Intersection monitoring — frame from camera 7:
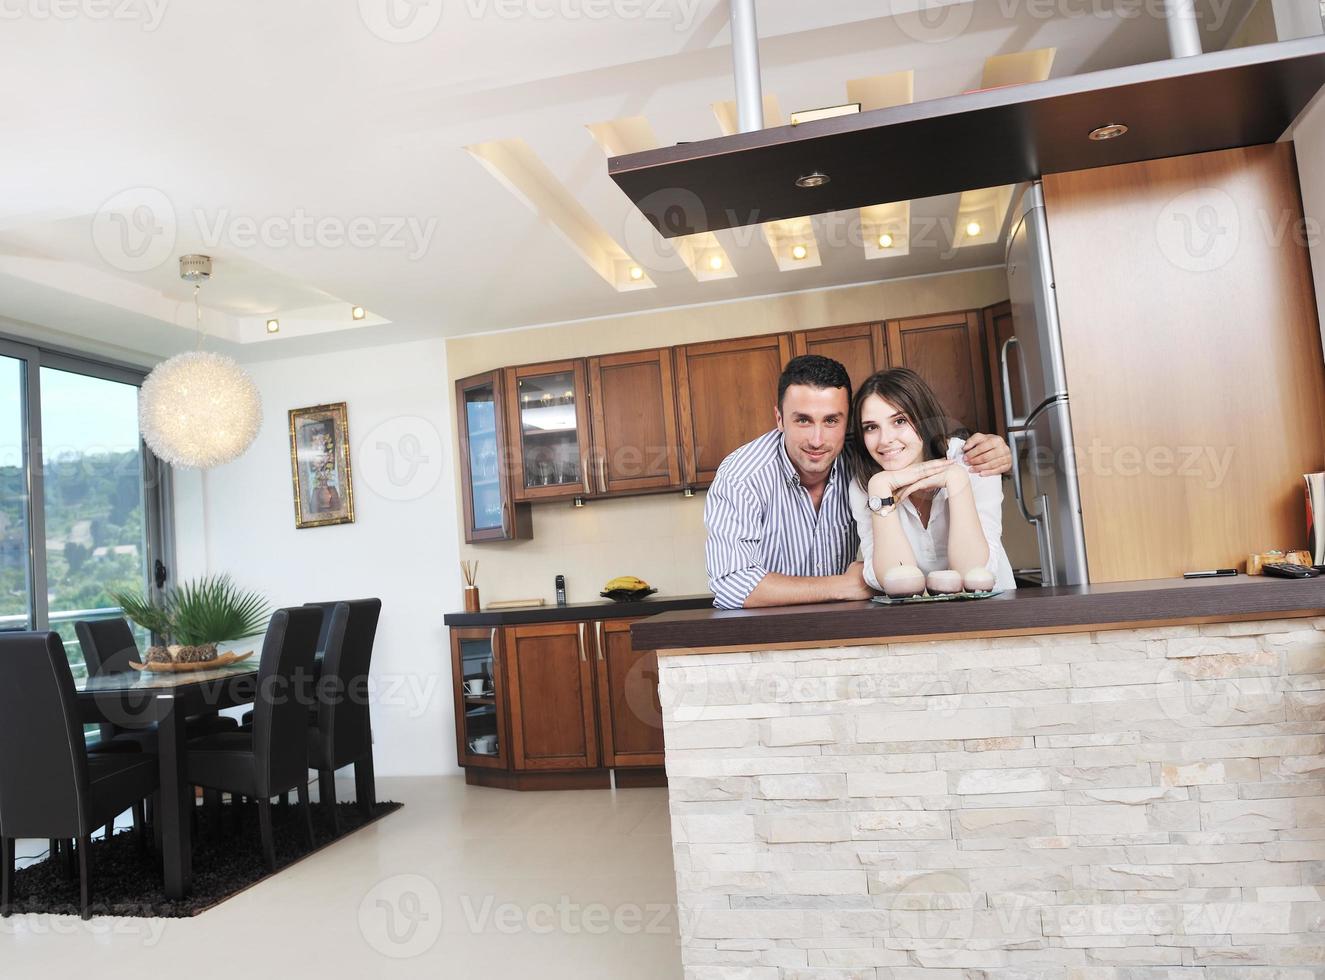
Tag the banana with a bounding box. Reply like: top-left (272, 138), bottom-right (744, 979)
top-left (604, 575), bottom-right (650, 591)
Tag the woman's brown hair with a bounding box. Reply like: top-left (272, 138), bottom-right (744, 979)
top-left (847, 367), bottom-right (954, 491)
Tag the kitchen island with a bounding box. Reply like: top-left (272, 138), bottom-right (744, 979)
top-left (631, 576), bottom-right (1325, 976)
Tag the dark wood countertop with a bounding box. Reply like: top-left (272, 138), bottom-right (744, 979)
top-left (444, 593), bottom-right (713, 627)
top-left (629, 575), bottom-right (1325, 652)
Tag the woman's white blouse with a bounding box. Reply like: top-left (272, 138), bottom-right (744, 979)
top-left (849, 437), bottom-right (1017, 592)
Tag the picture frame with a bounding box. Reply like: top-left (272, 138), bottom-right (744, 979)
top-left (288, 402), bottom-right (355, 529)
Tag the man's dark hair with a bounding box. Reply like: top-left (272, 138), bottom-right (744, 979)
top-left (777, 354), bottom-right (852, 410)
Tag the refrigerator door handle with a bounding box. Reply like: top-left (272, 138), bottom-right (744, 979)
top-left (1000, 336), bottom-right (1027, 430)
top-left (1006, 427), bottom-right (1043, 524)
top-left (1032, 492), bottom-right (1057, 585)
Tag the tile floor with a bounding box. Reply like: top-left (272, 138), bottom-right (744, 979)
top-left (2, 776), bottom-right (682, 979)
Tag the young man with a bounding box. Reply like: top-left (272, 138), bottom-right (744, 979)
top-left (705, 355), bottom-right (1012, 609)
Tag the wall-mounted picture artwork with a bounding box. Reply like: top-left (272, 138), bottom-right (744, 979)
top-left (288, 402), bottom-right (354, 528)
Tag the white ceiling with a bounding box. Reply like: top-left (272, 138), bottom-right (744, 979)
top-left (0, 0), bottom-right (1257, 363)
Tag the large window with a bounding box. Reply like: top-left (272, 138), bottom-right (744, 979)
top-left (0, 338), bottom-right (167, 675)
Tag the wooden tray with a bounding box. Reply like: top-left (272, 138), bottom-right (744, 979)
top-left (870, 590), bottom-right (1003, 606)
top-left (128, 650), bottom-right (254, 672)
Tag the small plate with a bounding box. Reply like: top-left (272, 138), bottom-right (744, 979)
top-left (871, 589), bottom-right (1003, 605)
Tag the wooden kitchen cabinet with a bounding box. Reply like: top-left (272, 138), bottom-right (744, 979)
top-left (981, 300), bottom-right (1019, 436)
top-left (791, 322), bottom-right (886, 395)
top-left (503, 622), bottom-right (599, 771)
top-left (505, 360), bottom-right (594, 501)
top-left (885, 311), bottom-right (992, 434)
top-left (450, 626), bottom-right (511, 770)
top-left (675, 333), bottom-right (793, 485)
top-left (587, 348), bottom-right (683, 494)
top-left (592, 618), bottom-right (664, 767)
top-left (456, 371), bottom-right (532, 543)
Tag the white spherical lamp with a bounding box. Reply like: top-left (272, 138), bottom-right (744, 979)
top-left (139, 350), bottom-right (262, 469)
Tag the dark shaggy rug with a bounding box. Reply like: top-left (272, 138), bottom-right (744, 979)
top-left (4, 800), bottom-right (402, 918)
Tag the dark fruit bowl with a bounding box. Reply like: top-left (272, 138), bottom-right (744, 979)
top-left (599, 588), bottom-right (658, 602)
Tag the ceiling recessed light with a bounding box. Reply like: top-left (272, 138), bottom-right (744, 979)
top-left (265, 318), bottom-right (280, 334)
top-left (791, 244), bottom-right (808, 260)
top-left (1088, 123), bottom-right (1128, 141)
top-left (708, 255), bottom-right (724, 271)
top-left (628, 265), bottom-right (644, 281)
top-left (794, 172), bottom-right (830, 189)
top-left (965, 220), bottom-right (982, 237)
top-left (351, 305), bottom-right (366, 320)
top-left (877, 232), bottom-right (894, 249)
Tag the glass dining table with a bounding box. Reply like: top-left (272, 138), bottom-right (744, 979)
top-left (75, 661), bottom-right (260, 899)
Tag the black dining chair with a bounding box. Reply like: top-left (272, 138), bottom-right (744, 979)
top-left (184, 606), bottom-right (321, 871)
top-left (75, 618), bottom-right (241, 751)
top-left (0, 632), bottom-right (159, 920)
top-left (307, 598), bottom-right (382, 834)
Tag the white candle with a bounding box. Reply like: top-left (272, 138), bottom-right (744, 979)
top-left (963, 567), bottom-right (996, 593)
top-left (927, 569), bottom-right (963, 595)
top-left (883, 564), bottom-right (926, 598)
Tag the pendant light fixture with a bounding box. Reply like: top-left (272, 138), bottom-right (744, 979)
top-left (138, 255), bottom-right (263, 469)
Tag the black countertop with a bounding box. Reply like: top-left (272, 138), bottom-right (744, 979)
top-left (444, 593), bottom-right (714, 627)
top-left (630, 575), bottom-right (1325, 651)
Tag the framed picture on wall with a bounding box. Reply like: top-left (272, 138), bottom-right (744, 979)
top-left (288, 402), bottom-right (355, 529)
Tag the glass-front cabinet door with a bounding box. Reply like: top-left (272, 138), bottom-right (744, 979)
top-left (505, 360), bottom-right (593, 501)
top-left (456, 371), bottom-right (530, 543)
top-left (451, 627), bottom-right (509, 770)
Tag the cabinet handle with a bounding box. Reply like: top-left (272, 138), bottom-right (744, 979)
top-left (597, 456), bottom-right (607, 493)
top-left (594, 621), bottom-right (604, 661)
top-left (499, 500), bottom-right (509, 537)
top-left (576, 622), bottom-right (587, 662)
top-left (489, 628), bottom-right (498, 663)
top-left (581, 456), bottom-right (591, 495)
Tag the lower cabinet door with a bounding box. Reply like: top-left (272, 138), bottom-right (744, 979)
top-left (451, 626), bottom-right (510, 770)
top-left (593, 619), bottom-right (665, 767)
top-left (505, 622), bottom-right (600, 770)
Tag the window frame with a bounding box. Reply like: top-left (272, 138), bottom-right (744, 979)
top-left (0, 332), bottom-right (171, 631)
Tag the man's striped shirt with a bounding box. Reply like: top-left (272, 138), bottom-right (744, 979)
top-left (704, 430), bottom-right (857, 609)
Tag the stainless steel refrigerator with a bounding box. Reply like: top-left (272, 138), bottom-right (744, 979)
top-left (1001, 182), bottom-right (1090, 586)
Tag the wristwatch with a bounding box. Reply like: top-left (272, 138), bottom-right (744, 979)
top-left (867, 494), bottom-right (896, 516)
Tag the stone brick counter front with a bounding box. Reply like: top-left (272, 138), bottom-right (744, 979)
top-left (657, 617), bottom-right (1325, 978)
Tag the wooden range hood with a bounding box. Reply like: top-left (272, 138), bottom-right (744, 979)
top-left (608, 37), bottom-right (1325, 238)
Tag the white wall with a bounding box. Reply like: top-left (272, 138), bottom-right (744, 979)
top-left (173, 337), bottom-right (465, 776)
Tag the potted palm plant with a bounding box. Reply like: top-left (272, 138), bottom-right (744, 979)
top-left (111, 574), bottom-right (271, 664)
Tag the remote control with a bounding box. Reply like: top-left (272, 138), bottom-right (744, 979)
top-left (1262, 562), bottom-right (1320, 579)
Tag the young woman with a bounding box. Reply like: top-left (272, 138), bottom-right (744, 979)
top-left (848, 368), bottom-right (1015, 592)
